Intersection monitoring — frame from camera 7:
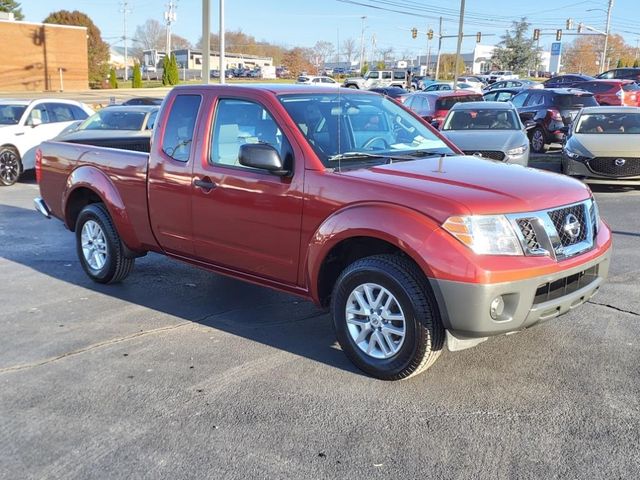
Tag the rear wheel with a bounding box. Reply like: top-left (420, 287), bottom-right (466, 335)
top-left (75, 203), bottom-right (135, 284)
top-left (331, 254), bottom-right (444, 380)
top-left (0, 146), bottom-right (22, 186)
top-left (530, 127), bottom-right (546, 153)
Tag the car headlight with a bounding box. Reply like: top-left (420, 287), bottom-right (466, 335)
top-left (563, 146), bottom-right (586, 160)
top-left (442, 215), bottom-right (523, 255)
top-left (506, 144), bottom-right (528, 156)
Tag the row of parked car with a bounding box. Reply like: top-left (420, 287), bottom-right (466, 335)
top-left (0, 97), bottom-right (161, 186)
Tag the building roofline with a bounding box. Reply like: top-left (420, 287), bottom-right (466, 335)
top-left (0, 19), bottom-right (88, 31)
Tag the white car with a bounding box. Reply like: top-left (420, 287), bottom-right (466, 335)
top-left (295, 75), bottom-right (341, 88)
top-left (0, 99), bottom-right (94, 185)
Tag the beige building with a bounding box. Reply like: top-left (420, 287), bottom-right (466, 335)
top-left (0, 19), bottom-right (88, 92)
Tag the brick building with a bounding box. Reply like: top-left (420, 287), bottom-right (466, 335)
top-left (0, 19), bottom-right (89, 92)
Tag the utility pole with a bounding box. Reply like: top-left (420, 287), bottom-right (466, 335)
top-left (120, 1), bottom-right (131, 81)
top-left (359, 16), bottom-right (366, 73)
top-left (434, 17), bottom-right (443, 80)
top-left (600, 0), bottom-right (614, 74)
top-left (164, 0), bottom-right (178, 59)
top-left (202, 0), bottom-right (210, 83)
top-left (453, 0), bottom-right (465, 90)
top-left (219, 0), bottom-right (225, 84)
top-left (371, 33), bottom-right (376, 66)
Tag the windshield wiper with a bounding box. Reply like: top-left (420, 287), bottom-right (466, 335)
top-left (328, 152), bottom-right (389, 162)
top-left (404, 149), bottom-right (456, 157)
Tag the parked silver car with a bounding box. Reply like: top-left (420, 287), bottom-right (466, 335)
top-left (440, 102), bottom-right (531, 166)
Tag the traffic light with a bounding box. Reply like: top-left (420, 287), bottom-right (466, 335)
top-left (566, 18), bottom-right (573, 30)
top-left (411, 27), bottom-right (417, 39)
top-left (427, 29), bottom-right (434, 40)
top-left (556, 29), bottom-right (562, 41)
top-left (476, 32), bottom-right (481, 43)
top-left (533, 29), bottom-right (540, 41)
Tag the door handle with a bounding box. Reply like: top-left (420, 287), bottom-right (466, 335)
top-left (15, 132), bottom-right (24, 136)
top-left (193, 177), bottom-right (216, 191)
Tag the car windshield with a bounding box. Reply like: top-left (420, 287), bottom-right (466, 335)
top-left (442, 109), bottom-right (519, 130)
top-left (575, 112), bottom-right (640, 134)
top-left (279, 93), bottom-right (453, 168)
top-left (0, 104), bottom-right (26, 125)
top-left (79, 110), bottom-right (147, 131)
top-left (552, 94), bottom-right (598, 108)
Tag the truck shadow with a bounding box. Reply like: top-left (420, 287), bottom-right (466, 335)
top-left (0, 203), bottom-right (362, 376)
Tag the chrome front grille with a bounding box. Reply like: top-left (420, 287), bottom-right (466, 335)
top-left (508, 199), bottom-right (597, 261)
top-left (463, 150), bottom-right (506, 161)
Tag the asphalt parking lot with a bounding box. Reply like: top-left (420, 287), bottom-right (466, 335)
top-left (1, 169), bottom-right (639, 479)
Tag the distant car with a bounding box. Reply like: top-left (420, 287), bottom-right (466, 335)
top-left (487, 70), bottom-right (518, 83)
top-left (423, 82), bottom-right (453, 92)
top-left (482, 88), bottom-right (523, 102)
top-left (571, 79), bottom-right (640, 106)
top-left (543, 74), bottom-right (594, 89)
top-left (411, 75), bottom-right (435, 90)
top-left (55, 105), bottom-right (159, 153)
top-left (0, 99), bottom-right (93, 186)
top-left (440, 102), bottom-right (530, 166)
top-left (511, 88), bottom-right (599, 153)
top-left (368, 86), bottom-right (411, 103)
top-left (296, 75), bottom-right (341, 87)
top-left (457, 76), bottom-right (486, 90)
top-left (122, 97), bottom-right (163, 106)
top-left (403, 90), bottom-right (484, 128)
top-left (562, 106), bottom-right (640, 184)
top-left (596, 67), bottom-right (640, 82)
top-left (484, 80), bottom-right (541, 92)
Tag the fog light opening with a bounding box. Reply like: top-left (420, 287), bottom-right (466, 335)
top-left (490, 296), bottom-right (505, 320)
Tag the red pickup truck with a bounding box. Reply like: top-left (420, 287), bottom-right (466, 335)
top-left (35, 85), bottom-right (612, 380)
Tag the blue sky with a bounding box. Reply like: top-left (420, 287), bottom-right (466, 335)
top-left (23, 0), bottom-right (640, 58)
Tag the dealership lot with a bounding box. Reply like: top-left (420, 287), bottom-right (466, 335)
top-left (1, 173), bottom-right (639, 479)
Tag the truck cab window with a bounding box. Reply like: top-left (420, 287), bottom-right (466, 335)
top-left (210, 99), bottom-right (286, 169)
top-left (162, 95), bottom-right (201, 162)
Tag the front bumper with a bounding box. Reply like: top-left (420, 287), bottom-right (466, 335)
top-left (429, 244), bottom-right (611, 342)
top-left (563, 156), bottom-right (640, 184)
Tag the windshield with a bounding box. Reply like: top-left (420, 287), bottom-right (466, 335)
top-left (79, 110), bottom-right (148, 131)
top-left (0, 105), bottom-right (26, 125)
top-left (575, 112), bottom-right (640, 134)
top-left (435, 95), bottom-right (481, 110)
top-left (443, 109), bottom-right (519, 130)
top-left (552, 94), bottom-right (597, 108)
top-left (279, 93), bottom-right (453, 167)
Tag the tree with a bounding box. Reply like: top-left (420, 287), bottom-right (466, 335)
top-left (133, 19), bottom-right (165, 51)
top-left (562, 34), bottom-right (632, 75)
top-left (342, 38), bottom-right (357, 63)
top-left (379, 46), bottom-right (394, 66)
top-left (132, 62), bottom-right (142, 88)
top-left (43, 10), bottom-right (110, 88)
top-left (617, 58), bottom-right (624, 68)
top-left (491, 18), bottom-right (539, 74)
top-left (108, 67), bottom-right (118, 89)
top-left (313, 41), bottom-right (335, 68)
top-left (634, 59), bottom-right (639, 68)
top-left (198, 30), bottom-right (287, 66)
top-left (161, 53), bottom-right (179, 86)
top-left (439, 54), bottom-right (465, 79)
top-left (0, 0), bottom-right (24, 20)
top-left (281, 48), bottom-right (315, 76)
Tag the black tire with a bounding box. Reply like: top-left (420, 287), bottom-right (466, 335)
top-left (0, 146), bottom-right (22, 186)
top-left (75, 203), bottom-right (135, 284)
top-left (331, 254), bottom-right (444, 380)
top-left (530, 127), bottom-right (546, 154)
top-left (347, 84), bottom-right (359, 89)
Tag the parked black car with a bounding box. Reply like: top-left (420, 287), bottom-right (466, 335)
top-left (543, 74), bottom-right (594, 89)
top-left (121, 97), bottom-right (163, 106)
top-left (510, 88), bottom-right (599, 153)
top-left (596, 67), bottom-right (640, 82)
top-left (482, 88), bottom-right (523, 102)
top-left (368, 86), bottom-right (410, 102)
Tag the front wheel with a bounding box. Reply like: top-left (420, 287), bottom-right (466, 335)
top-left (331, 255), bottom-right (444, 380)
top-left (0, 146), bottom-right (22, 186)
top-left (75, 203), bottom-right (135, 284)
top-left (530, 127), bottom-right (546, 153)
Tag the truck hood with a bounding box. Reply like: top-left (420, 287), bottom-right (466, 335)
top-left (572, 133), bottom-right (640, 156)
top-left (441, 130), bottom-right (527, 152)
top-left (338, 155), bottom-right (590, 222)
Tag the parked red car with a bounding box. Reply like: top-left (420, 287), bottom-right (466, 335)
top-left (572, 79), bottom-right (640, 106)
top-left (403, 90), bottom-right (483, 128)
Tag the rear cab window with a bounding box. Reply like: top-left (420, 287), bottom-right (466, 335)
top-left (161, 94), bottom-right (201, 162)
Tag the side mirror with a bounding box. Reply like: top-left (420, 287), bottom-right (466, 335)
top-left (239, 143), bottom-right (289, 176)
top-left (558, 125), bottom-right (570, 134)
top-left (29, 117), bottom-right (42, 127)
top-left (523, 120), bottom-right (536, 130)
top-left (429, 119), bottom-right (440, 129)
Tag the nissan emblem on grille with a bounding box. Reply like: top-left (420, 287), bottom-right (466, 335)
top-left (615, 158), bottom-right (626, 167)
top-left (563, 213), bottom-right (581, 240)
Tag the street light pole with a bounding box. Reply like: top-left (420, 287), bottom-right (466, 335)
top-left (601, 0), bottom-right (614, 74)
top-left (359, 16), bottom-right (366, 73)
top-left (453, 0), bottom-right (465, 90)
top-left (202, 0), bottom-right (210, 84)
top-left (219, 0), bottom-right (225, 84)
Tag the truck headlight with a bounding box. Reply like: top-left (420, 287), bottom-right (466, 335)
top-left (506, 144), bottom-right (527, 156)
top-left (442, 215), bottom-right (523, 255)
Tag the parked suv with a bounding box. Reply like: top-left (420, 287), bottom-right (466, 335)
top-left (596, 68), bottom-right (640, 82)
top-left (343, 69), bottom-right (408, 89)
top-left (543, 74), bottom-right (593, 89)
top-left (572, 79), bottom-right (640, 106)
top-left (510, 88), bottom-right (598, 153)
top-left (404, 90), bottom-right (483, 128)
